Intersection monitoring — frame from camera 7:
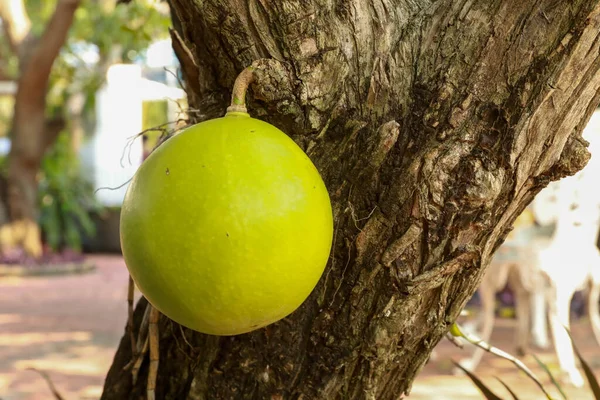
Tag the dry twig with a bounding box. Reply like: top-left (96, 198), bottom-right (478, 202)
top-left (26, 368), bottom-right (65, 400)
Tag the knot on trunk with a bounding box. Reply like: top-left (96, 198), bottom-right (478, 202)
top-left (550, 135), bottom-right (591, 179)
top-left (460, 159), bottom-right (506, 209)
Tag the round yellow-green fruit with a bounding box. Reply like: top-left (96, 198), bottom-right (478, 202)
top-left (120, 111), bottom-right (333, 336)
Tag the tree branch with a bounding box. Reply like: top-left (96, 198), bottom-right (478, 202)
top-left (0, 0), bottom-right (31, 54)
top-left (42, 117), bottom-right (65, 152)
top-left (16, 0), bottom-right (80, 111)
top-left (169, 28), bottom-right (200, 98)
top-left (0, 65), bottom-right (13, 81)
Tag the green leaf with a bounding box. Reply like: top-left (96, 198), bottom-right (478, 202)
top-left (452, 361), bottom-right (503, 400)
top-left (38, 130), bottom-right (103, 251)
top-left (64, 218), bottom-right (82, 251)
top-left (495, 377), bottom-right (520, 400)
top-left (449, 322), bottom-right (463, 337)
top-left (39, 198), bottom-right (62, 251)
top-left (72, 203), bottom-right (96, 237)
top-left (532, 354), bottom-right (568, 400)
top-left (566, 329), bottom-right (600, 399)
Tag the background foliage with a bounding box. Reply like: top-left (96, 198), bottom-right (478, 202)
top-left (0, 0), bottom-right (171, 251)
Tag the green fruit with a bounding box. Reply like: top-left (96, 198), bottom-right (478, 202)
top-left (120, 111), bottom-right (333, 336)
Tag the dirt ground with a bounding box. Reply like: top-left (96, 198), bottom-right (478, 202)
top-left (1, 254), bottom-right (600, 399)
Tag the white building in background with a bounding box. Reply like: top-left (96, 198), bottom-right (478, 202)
top-left (0, 40), bottom-right (185, 208)
top-left (81, 39), bottom-right (186, 207)
top-left (86, 64), bottom-right (143, 207)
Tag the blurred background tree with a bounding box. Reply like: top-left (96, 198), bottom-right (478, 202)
top-left (0, 0), bottom-right (170, 261)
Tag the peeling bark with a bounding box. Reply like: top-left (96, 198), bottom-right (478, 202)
top-left (103, 1), bottom-right (600, 399)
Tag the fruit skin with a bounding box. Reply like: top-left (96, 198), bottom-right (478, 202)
top-left (120, 112), bottom-right (333, 336)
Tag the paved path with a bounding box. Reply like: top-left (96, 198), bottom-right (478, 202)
top-left (1, 254), bottom-right (600, 399)
top-left (0, 255), bottom-right (135, 400)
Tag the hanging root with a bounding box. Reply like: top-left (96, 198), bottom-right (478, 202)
top-left (123, 300), bottom-right (151, 385)
top-left (127, 275), bottom-right (137, 353)
top-left (147, 306), bottom-right (160, 400)
top-left (132, 337), bottom-right (149, 384)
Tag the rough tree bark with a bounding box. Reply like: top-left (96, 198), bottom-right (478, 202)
top-left (103, 1), bottom-right (600, 399)
top-left (0, 0), bottom-right (80, 256)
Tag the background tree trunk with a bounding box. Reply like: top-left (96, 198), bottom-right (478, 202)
top-left (103, 1), bottom-right (600, 399)
top-left (0, 0), bottom-right (80, 256)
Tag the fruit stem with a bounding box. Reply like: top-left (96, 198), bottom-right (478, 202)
top-left (226, 66), bottom-right (255, 114)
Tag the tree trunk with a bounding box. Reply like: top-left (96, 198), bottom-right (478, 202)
top-left (0, 0), bottom-right (80, 256)
top-left (103, 1), bottom-right (600, 399)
